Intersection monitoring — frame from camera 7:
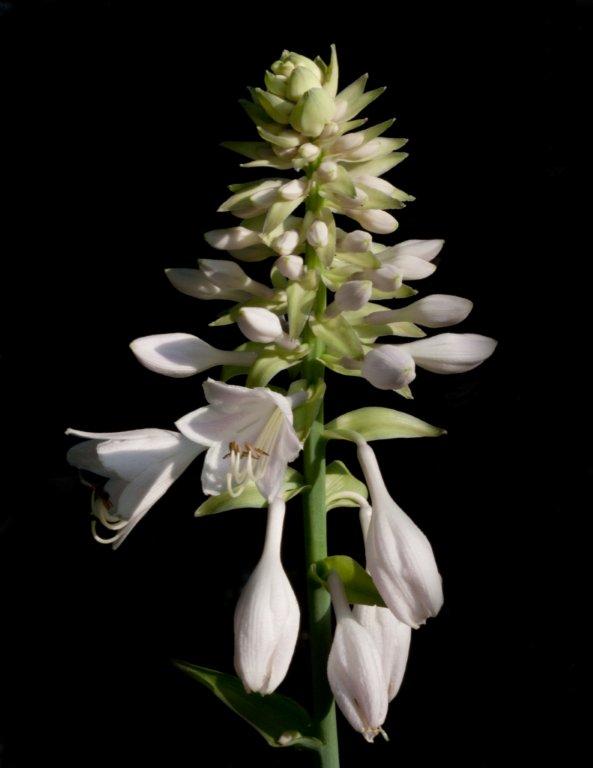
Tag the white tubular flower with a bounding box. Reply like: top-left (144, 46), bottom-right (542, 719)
top-left (326, 280), bottom-right (373, 318)
top-left (176, 378), bottom-right (302, 501)
top-left (400, 333), bottom-right (497, 374)
top-left (327, 572), bottom-right (388, 743)
top-left (130, 333), bottom-right (256, 378)
top-left (165, 268), bottom-right (250, 302)
top-left (274, 254), bottom-right (305, 280)
top-left (198, 259), bottom-right (275, 300)
top-left (357, 440), bottom-right (444, 628)
top-left (234, 497), bottom-right (300, 694)
top-left (365, 295), bottom-right (473, 328)
top-left (278, 178), bottom-right (309, 201)
top-left (66, 428), bottom-right (203, 549)
top-left (337, 229), bottom-right (372, 253)
top-left (361, 346), bottom-right (416, 391)
top-left (204, 226), bottom-right (262, 251)
top-left (273, 229), bottom-right (301, 256)
top-left (353, 505), bottom-right (412, 703)
top-left (237, 307), bottom-right (298, 349)
top-left (345, 209), bottom-right (398, 234)
top-left (307, 220), bottom-right (329, 248)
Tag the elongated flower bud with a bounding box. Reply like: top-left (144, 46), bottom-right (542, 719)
top-left (357, 441), bottom-right (444, 628)
top-left (346, 209), bottom-right (398, 234)
top-left (198, 259), bottom-right (275, 299)
top-left (130, 333), bottom-right (256, 378)
top-left (307, 220), bottom-right (329, 248)
top-left (273, 229), bottom-right (300, 256)
top-left (401, 333), bottom-right (497, 374)
top-left (165, 268), bottom-right (250, 302)
top-left (327, 572), bottom-right (388, 742)
top-left (274, 254), bottom-right (305, 280)
top-left (237, 307), bottom-right (284, 344)
top-left (279, 178), bottom-right (308, 200)
top-left (205, 226), bottom-right (262, 251)
top-left (365, 294), bottom-right (473, 328)
top-left (337, 229), bottom-right (372, 253)
top-left (234, 497), bottom-right (300, 694)
top-left (326, 280), bottom-right (373, 318)
top-left (361, 345), bottom-right (416, 390)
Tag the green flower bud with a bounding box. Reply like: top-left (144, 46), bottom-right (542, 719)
top-left (281, 50), bottom-right (323, 81)
top-left (264, 70), bottom-right (287, 99)
top-left (290, 87), bottom-right (335, 138)
top-left (271, 58), bottom-right (295, 77)
top-left (286, 66), bottom-right (322, 102)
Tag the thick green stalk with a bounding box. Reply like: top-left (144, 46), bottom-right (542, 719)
top-left (303, 244), bottom-right (340, 768)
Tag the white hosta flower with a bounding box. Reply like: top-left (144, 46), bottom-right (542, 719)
top-left (273, 229), bottom-right (301, 256)
top-left (326, 280), bottom-right (373, 318)
top-left (165, 268), bottom-right (251, 302)
top-left (337, 229), bottom-right (372, 253)
top-left (237, 307), bottom-right (298, 349)
top-left (376, 238), bottom-right (444, 279)
top-left (130, 333), bottom-right (256, 378)
top-left (353, 505), bottom-right (412, 702)
top-left (365, 294), bottom-right (473, 328)
top-left (327, 572), bottom-right (388, 743)
top-left (66, 428), bottom-right (203, 548)
top-left (176, 378), bottom-right (302, 500)
top-left (274, 254), bottom-right (305, 280)
top-left (205, 226), bottom-right (262, 251)
top-left (345, 209), bottom-right (398, 234)
top-left (307, 220), bottom-right (329, 248)
top-left (357, 440), bottom-right (443, 628)
top-left (361, 345), bottom-right (416, 390)
top-left (234, 497), bottom-right (300, 694)
top-left (198, 259), bottom-right (275, 300)
top-left (400, 333), bottom-right (497, 374)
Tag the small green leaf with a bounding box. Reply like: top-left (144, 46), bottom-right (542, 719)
top-left (310, 315), bottom-right (364, 359)
top-left (325, 406), bottom-right (445, 441)
top-left (311, 555), bottom-right (385, 607)
top-left (318, 354), bottom-right (364, 377)
top-left (325, 460), bottom-right (368, 510)
top-left (286, 281), bottom-right (316, 338)
top-left (195, 469), bottom-right (305, 517)
top-left (175, 663), bottom-right (322, 751)
top-left (246, 346), bottom-right (308, 387)
top-left (263, 199), bottom-right (304, 236)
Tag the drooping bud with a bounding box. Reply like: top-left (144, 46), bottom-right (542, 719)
top-left (234, 497), bottom-right (300, 694)
top-left (327, 572), bottom-right (388, 743)
top-left (400, 333), bottom-right (497, 374)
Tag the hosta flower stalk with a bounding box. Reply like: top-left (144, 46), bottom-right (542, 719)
top-left (65, 44), bottom-right (496, 768)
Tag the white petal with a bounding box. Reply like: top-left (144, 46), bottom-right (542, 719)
top-left (96, 430), bottom-right (183, 481)
top-left (237, 307), bottom-right (283, 344)
top-left (274, 254), bottom-right (305, 280)
top-left (346, 209), bottom-right (398, 235)
top-left (204, 227), bottom-right (261, 250)
top-left (337, 229), bottom-right (372, 253)
top-left (387, 238), bottom-right (444, 262)
top-left (198, 259), bottom-right (250, 290)
top-left (403, 333), bottom-right (497, 374)
top-left (366, 294), bottom-right (473, 328)
top-left (130, 333), bottom-right (222, 378)
top-left (380, 253), bottom-right (436, 280)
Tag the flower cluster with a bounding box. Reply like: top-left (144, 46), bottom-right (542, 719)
top-left (66, 46), bottom-right (496, 746)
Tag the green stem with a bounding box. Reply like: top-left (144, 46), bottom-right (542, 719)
top-left (303, 245), bottom-right (340, 768)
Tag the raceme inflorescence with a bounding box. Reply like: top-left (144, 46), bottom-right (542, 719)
top-left (66, 46), bottom-right (496, 765)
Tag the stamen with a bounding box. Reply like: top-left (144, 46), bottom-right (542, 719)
top-left (91, 520), bottom-right (125, 545)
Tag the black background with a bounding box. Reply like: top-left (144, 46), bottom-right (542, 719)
top-left (0, 2), bottom-right (574, 767)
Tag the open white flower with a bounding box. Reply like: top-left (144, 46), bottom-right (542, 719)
top-left (234, 497), bottom-right (300, 694)
top-left (357, 440), bottom-right (443, 628)
top-left (176, 378), bottom-right (302, 501)
top-left (327, 572), bottom-right (388, 742)
top-left (130, 332), bottom-right (256, 378)
top-left (66, 428), bottom-right (204, 548)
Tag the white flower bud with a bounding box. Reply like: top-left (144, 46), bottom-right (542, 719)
top-left (332, 99), bottom-right (349, 122)
top-left (317, 160), bottom-right (339, 182)
top-left (327, 573), bottom-right (388, 743)
top-left (205, 227), bottom-right (261, 251)
top-left (320, 121), bottom-right (340, 139)
top-left (298, 142), bottom-right (321, 161)
top-left (271, 59), bottom-right (295, 77)
top-left (286, 66), bottom-right (322, 101)
top-left (357, 441), bottom-right (444, 628)
top-left (307, 220), bottom-right (329, 248)
top-left (326, 280), bottom-right (373, 318)
top-left (346, 209), bottom-right (398, 234)
top-left (237, 307), bottom-right (284, 344)
top-left (337, 229), bottom-right (372, 253)
top-left (278, 178), bottom-right (308, 200)
top-left (165, 268), bottom-right (248, 301)
top-left (361, 345), bottom-right (416, 390)
top-left (273, 229), bottom-right (300, 257)
top-left (234, 498), bottom-right (300, 694)
top-left (401, 333), bottom-right (497, 374)
top-left (365, 294), bottom-right (474, 328)
top-left (329, 132), bottom-right (365, 153)
top-left (274, 254), bottom-right (305, 281)
top-left (355, 264), bottom-right (402, 292)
